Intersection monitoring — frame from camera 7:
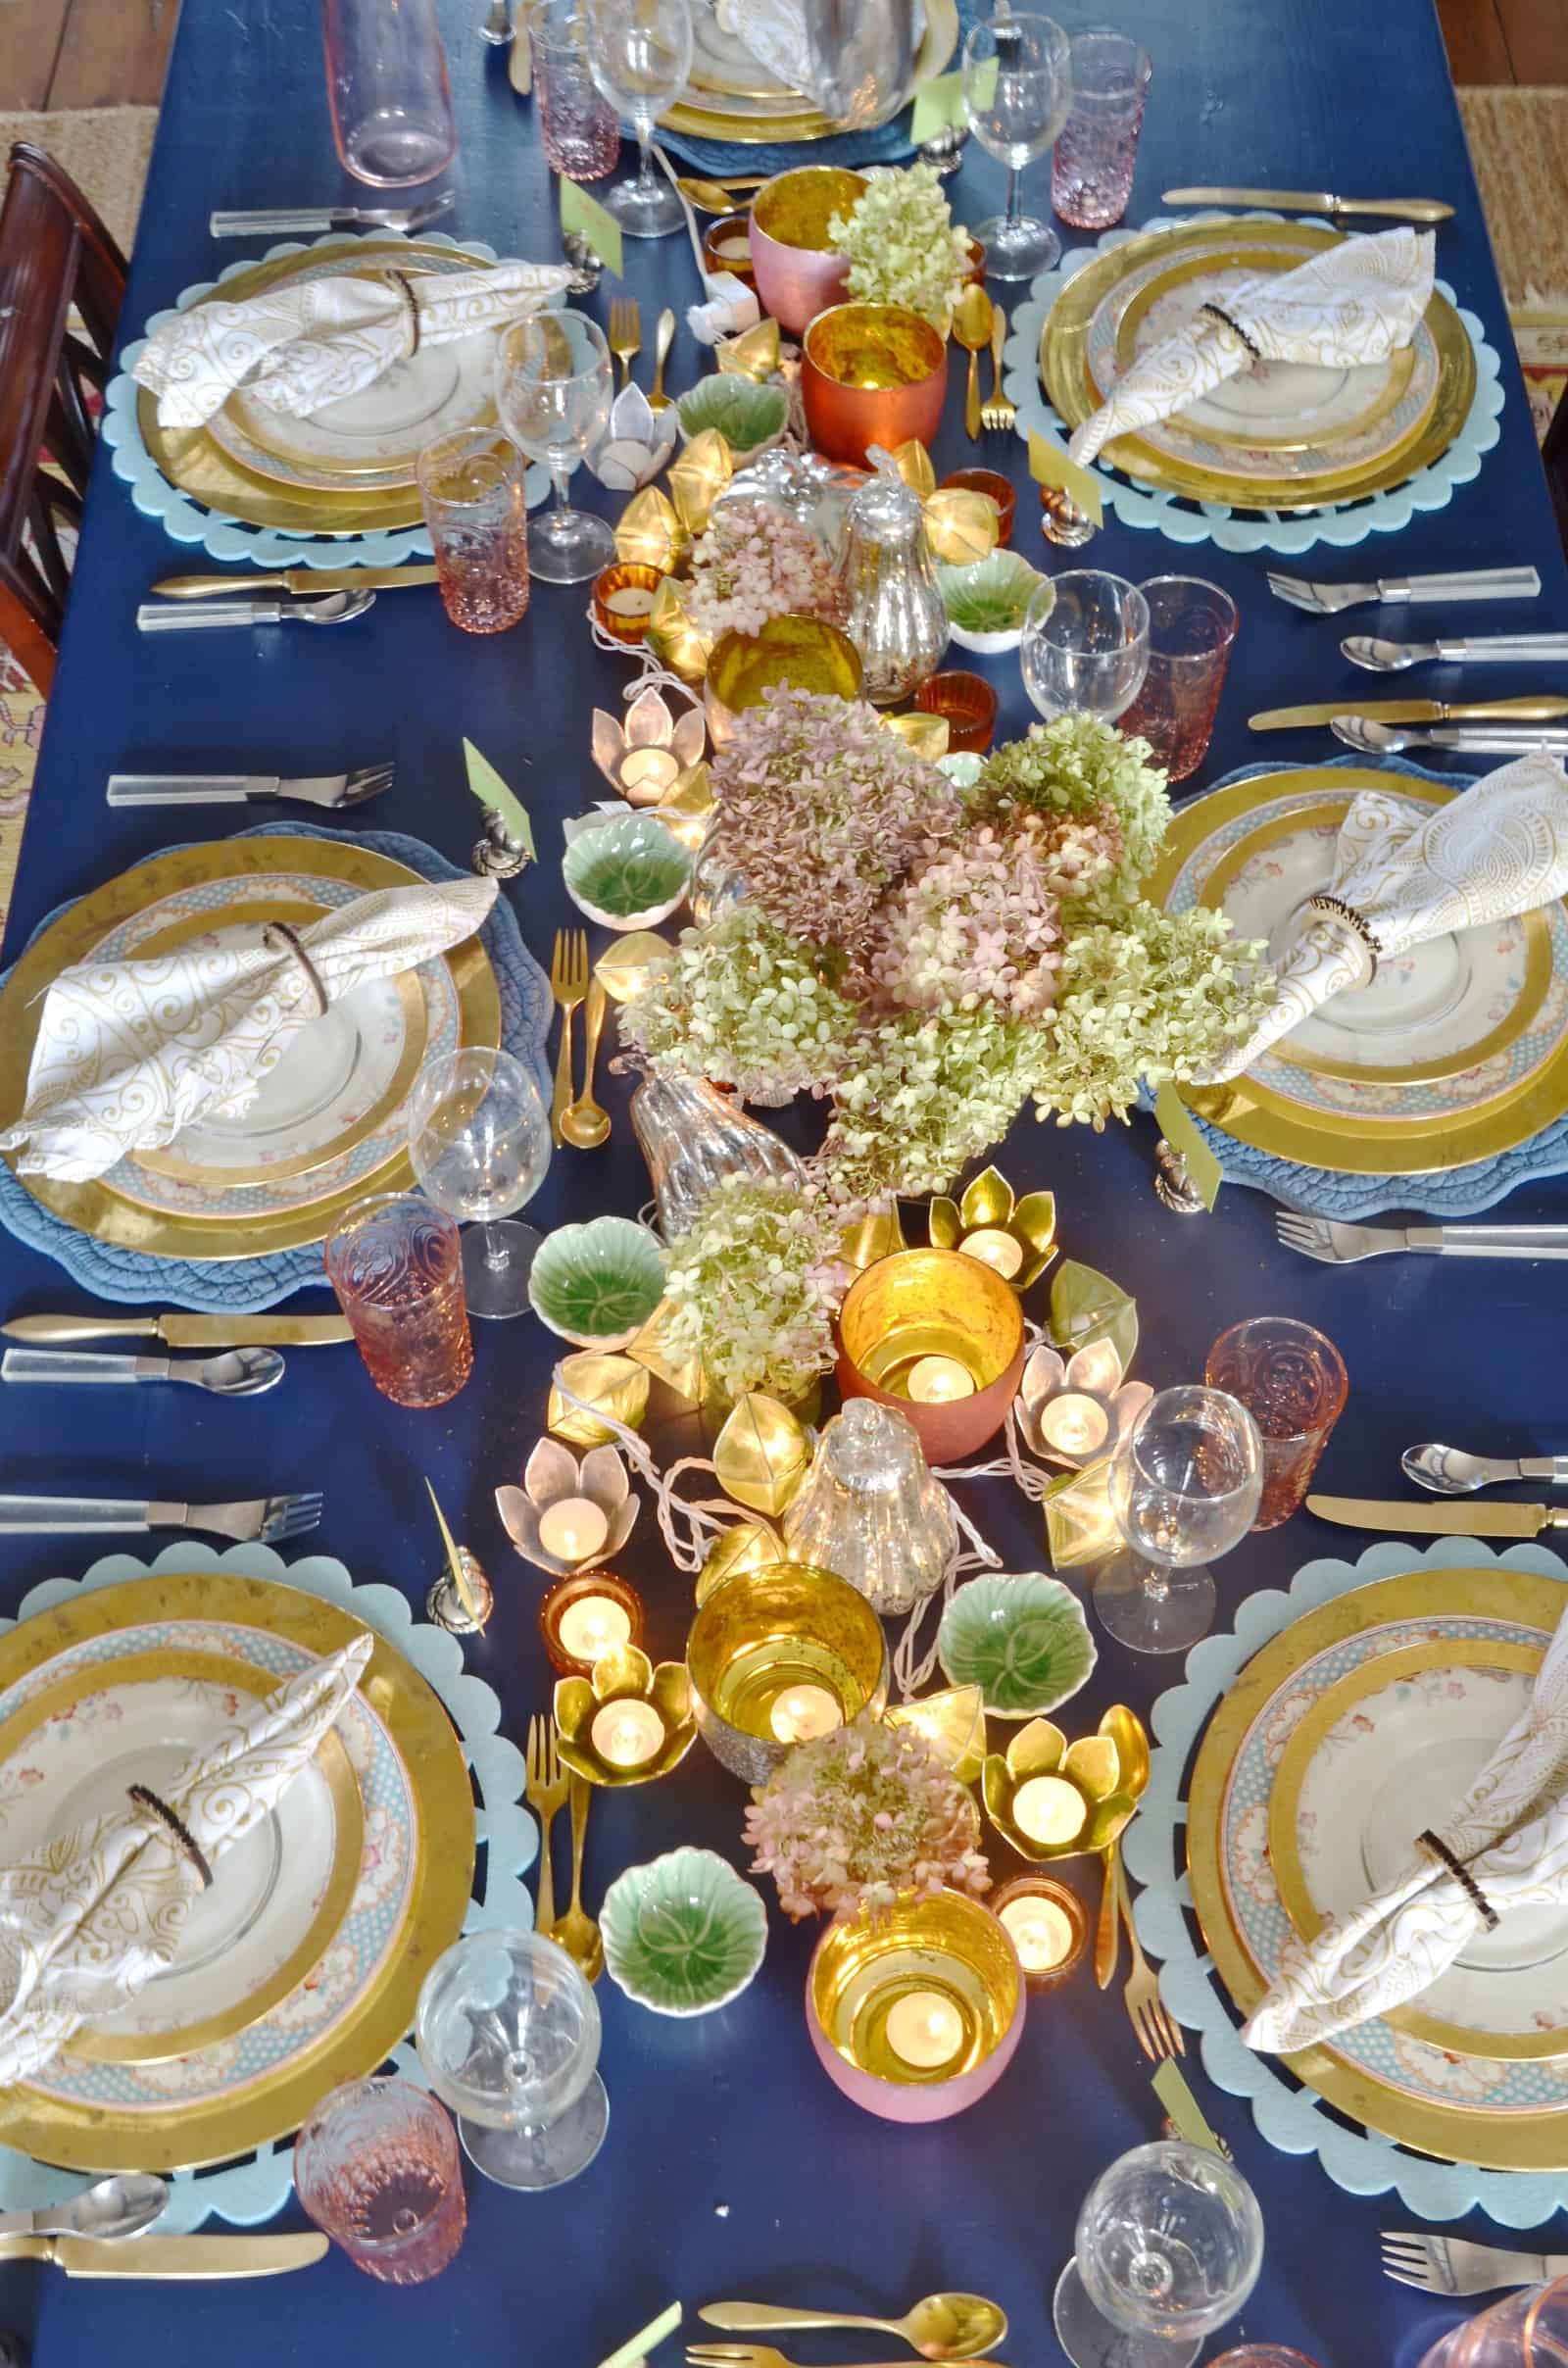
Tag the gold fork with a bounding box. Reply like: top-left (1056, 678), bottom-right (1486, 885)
top-left (523, 1714), bottom-right (569, 1935)
top-left (981, 303), bottom-right (1015, 432)
top-left (609, 294), bottom-right (642, 391)
top-left (1120, 1857), bottom-right (1183, 2061)
top-left (548, 928), bottom-right (589, 1148)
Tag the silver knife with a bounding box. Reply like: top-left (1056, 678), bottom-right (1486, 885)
top-left (106, 771), bottom-right (388, 810)
top-left (2, 1312), bottom-right (351, 1347)
top-left (1306, 1492), bottom-right (1568, 1539)
top-left (0, 2232), bottom-right (328, 2278)
top-left (1250, 695), bottom-right (1568, 730)
top-left (1162, 186), bottom-right (1454, 223)
top-left (152, 566), bottom-right (440, 599)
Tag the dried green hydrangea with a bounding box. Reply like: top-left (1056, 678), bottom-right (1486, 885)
top-left (618, 907), bottom-right (858, 1102)
top-left (813, 1004), bottom-right (1053, 1208)
top-left (661, 1176), bottom-right (842, 1405)
top-left (828, 163), bottom-right (975, 328)
top-left (970, 713), bottom-right (1173, 909)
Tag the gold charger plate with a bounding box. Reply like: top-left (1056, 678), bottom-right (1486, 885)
top-left (1189, 1564), bottom-right (1568, 2170)
top-left (0, 1571), bottom-right (475, 2173)
top-left (1149, 767), bottom-right (1568, 1174)
top-left (0, 835), bottom-right (500, 1261)
top-left (1041, 218), bottom-right (1476, 512)
top-left (662, 0), bottom-right (956, 143)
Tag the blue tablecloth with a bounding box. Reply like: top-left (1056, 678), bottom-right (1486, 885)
top-left (4, 1), bottom-right (1568, 2359)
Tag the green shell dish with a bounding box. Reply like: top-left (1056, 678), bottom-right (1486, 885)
top-left (937, 1572), bottom-right (1098, 1718)
top-left (677, 377), bottom-right (789, 454)
top-left (528, 1216), bottom-right (666, 1344)
top-left (937, 552), bottom-right (1043, 633)
top-left (602, 1847), bottom-right (768, 2016)
top-left (563, 814), bottom-right (691, 920)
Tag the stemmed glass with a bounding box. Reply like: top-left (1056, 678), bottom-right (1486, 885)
top-left (416, 1929), bottom-right (610, 2191)
top-left (1097, 1385), bottom-right (1263, 1654)
top-left (1054, 2141), bottom-right (1265, 2368)
top-left (962, 14), bottom-right (1073, 280)
top-left (497, 311), bottom-right (615, 584)
top-left (587, 0), bottom-right (695, 240)
top-left (1021, 571), bottom-right (1150, 722)
top-left (406, 1047), bottom-right (551, 1319)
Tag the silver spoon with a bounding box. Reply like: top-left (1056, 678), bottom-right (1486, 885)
top-left (1330, 715), bottom-right (1568, 757)
top-left (1403, 1442), bottom-right (1568, 1495)
top-left (1, 1345), bottom-right (285, 1395)
top-left (1343, 632), bottom-right (1568, 671)
top-left (0, 2172), bottom-right (169, 2243)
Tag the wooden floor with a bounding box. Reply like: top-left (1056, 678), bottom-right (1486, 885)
top-left (0, 0), bottom-right (1563, 116)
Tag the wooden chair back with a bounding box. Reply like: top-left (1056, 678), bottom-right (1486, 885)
top-left (1545, 386), bottom-right (1568, 567)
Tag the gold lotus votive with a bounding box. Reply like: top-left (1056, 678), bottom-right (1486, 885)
top-left (801, 304), bottom-right (949, 468)
top-left (705, 615), bottom-right (863, 749)
top-left (982, 1716), bottom-right (1137, 1863)
top-left (990, 1873), bottom-right (1089, 1991)
top-left (929, 1167), bottom-right (1058, 1292)
top-left (685, 1560), bottom-right (889, 1782)
top-left (554, 1641), bottom-right (695, 1788)
top-left (748, 166), bottom-right (866, 334)
top-left (592, 562), bottom-right (665, 646)
top-left (807, 1889), bottom-right (1025, 2122)
top-left (836, 1249), bottom-right (1026, 1462)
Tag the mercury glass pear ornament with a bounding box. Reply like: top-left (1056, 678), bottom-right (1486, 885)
top-left (782, 1399), bottom-right (956, 1615)
top-left (836, 453), bottom-right (951, 705)
top-left (629, 1073), bottom-right (807, 1239)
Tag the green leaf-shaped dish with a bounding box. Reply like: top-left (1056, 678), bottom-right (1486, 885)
top-left (602, 1847), bottom-right (768, 2016)
top-left (528, 1215), bottom-right (667, 1349)
top-left (937, 552), bottom-right (1046, 654)
top-left (563, 813), bottom-right (692, 931)
top-left (676, 377), bottom-right (789, 458)
top-left (937, 1571), bottom-right (1097, 1718)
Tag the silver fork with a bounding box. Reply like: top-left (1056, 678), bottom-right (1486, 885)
top-left (1381, 2231), bottom-right (1568, 2296)
top-left (0, 1495), bottom-right (324, 1543)
top-left (208, 193), bottom-right (456, 237)
top-left (107, 764), bottom-right (394, 812)
top-left (1266, 566), bottom-right (1543, 617)
top-left (1276, 1212), bottom-right (1568, 1264)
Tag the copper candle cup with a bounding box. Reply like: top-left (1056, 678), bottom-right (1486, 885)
top-left (538, 1567), bottom-right (647, 1679)
top-left (703, 214), bottom-right (757, 286)
top-left (801, 305), bottom-right (950, 469)
top-left (940, 468), bottom-right (1015, 545)
top-left (914, 669), bottom-right (1000, 753)
top-left (836, 1248), bottom-right (1027, 1461)
top-left (592, 562), bottom-right (664, 646)
top-left (748, 167), bottom-right (865, 334)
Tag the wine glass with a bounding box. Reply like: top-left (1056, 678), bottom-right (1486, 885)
top-left (587, 0), bottom-right (695, 240)
top-left (1054, 2142), bottom-right (1265, 2368)
top-left (1021, 571), bottom-right (1150, 723)
top-left (1097, 1385), bottom-right (1262, 1654)
top-left (497, 310), bottom-right (614, 584)
top-left (962, 14), bottom-right (1073, 280)
top-left (416, 1929), bottom-right (609, 2191)
top-left (406, 1047), bottom-right (551, 1319)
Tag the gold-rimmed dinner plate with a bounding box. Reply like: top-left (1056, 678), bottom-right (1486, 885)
top-left (662, 0), bottom-right (956, 142)
top-left (0, 1571), bottom-right (474, 2173)
top-left (1149, 767), bottom-right (1568, 1174)
top-left (1188, 1564), bottom-right (1568, 2169)
top-left (1041, 218), bottom-right (1475, 512)
top-left (0, 835), bottom-right (500, 1261)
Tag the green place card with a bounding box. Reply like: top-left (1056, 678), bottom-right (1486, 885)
top-left (463, 738), bottom-right (535, 855)
top-left (1153, 1082), bottom-right (1223, 1211)
top-left (909, 68), bottom-right (968, 141)
top-left (1028, 429), bottom-right (1103, 528)
top-left (560, 175), bottom-right (623, 276)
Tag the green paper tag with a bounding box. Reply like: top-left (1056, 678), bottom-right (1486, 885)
top-left (909, 68), bottom-right (972, 140)
top-left (1153, 1082), bottom-right (1223, 1211)
top-left (1028, 429), bottom-right (1103, 527)
top-left (560, 176), bottom-right (623, 276)
top-left (1152, 2060), bottom-right (1228, 2157)
top-left (463, 738), bottom-right (535, 855)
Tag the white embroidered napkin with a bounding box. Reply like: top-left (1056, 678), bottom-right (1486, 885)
top-left (1246, 1612), bottom-right (1568, 2055)
top-left (0, 874), bottom-right (498, 1182)
top-left (1067, 227), bottom-right (1436, 468)
top-left (133, 261), bottom-right (572, 430)
top-left (1198, 752), bottom-right (1568, 1081)
top-left (0, 1635), bottom-right (373, 2085)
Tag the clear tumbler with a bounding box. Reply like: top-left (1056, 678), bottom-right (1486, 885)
top-left (322, 0), bottom-right (458, 186)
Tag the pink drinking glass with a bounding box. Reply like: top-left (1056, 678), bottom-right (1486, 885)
top-left (1205, 1316), bottom-right (1348, 1530)
top-left (1052, 27), bottom-right (1152, 229)
top-left (295, 2077), bottom-right (466, 2284)
top-left (1417, 2277), bottom-right (1568, 2367)
top-left (1210, 2351), bottom-right (1323, 2368)
top-left (534, 0), bottom-right (621, 180)
top-left (1119, 574), bottom-right (1238, 782)
top-left (417, 428), bottom-right (531, 635)
top-left (322, 0), bottom-right (458, 187)
top-left (324, 1192), bottom-right (473, 1409)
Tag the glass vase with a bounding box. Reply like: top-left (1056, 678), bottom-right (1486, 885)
top-left (629, 1073), bottom-right (806, 1240)
top-left (836, 465), bottom-right (950, 705)
top-left (782, 1399), bottom-right (956, 1614)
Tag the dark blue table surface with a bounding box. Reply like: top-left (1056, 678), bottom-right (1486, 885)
top-left (5, 0), bottom-right (1568, 2358)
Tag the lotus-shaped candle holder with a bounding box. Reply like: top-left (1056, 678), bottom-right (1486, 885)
top-left (591, 686), bottom-right (707, 811)
top-left (982, 1715), bottom-right (1139, 1863)
top-left (928, 1166), bottom-right (1057, 1292)
top-left (496, 1439), bottom-right (637, 1577)
top-left (554, 1643), bottom-right (696, 1789)
top-left (1015, 1337), bottom-right (1152, 1470)
top-left (587, 383), bottom-right (679, 493)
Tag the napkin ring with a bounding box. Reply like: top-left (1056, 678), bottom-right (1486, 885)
top-left (261, 921), bottom-right (331, 1016)
top-left (1198, 302), bottom-right (1262, 363)
top-left (128, 1785), bottom-right (214, 1890)
top-left (385, 269), bottom-right (422, 360)
top-left (1305, 892), bottom-right (1382, 976)
top-left (1417, 1828), bottom-right (1499, 1931)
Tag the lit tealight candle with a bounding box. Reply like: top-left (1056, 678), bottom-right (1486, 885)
top-left (962, 1227), bottom-right (1025, 1281)
top-left (998, 1893), bottom-right (1076, 1973)
top-left (555, 1594), bottom-right (633, 1666)
top-left (606, 584), bottom-right (660, 622)
top-left (1011, 1774), bottom-right (1088, 1849)
top-left (768, 1683), bottom-right (843, 1744)
top-left (589, 1699), bottom-right (665, 1770)
top-left (537, 1497), bottom-right (611, 1564)
top-left (1039, 1392), bottom-right (1110, 1458)
top-left (617, 745), bottom-right (681, 803)
top-left (904, 1354), bottom-right (977, 1405)
top-left (884, 1989), bottom-right (965, 2071)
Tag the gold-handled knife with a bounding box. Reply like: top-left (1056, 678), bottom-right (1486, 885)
top-left (3, 1313), bottom-right (352, 1348)
top-left (0, 2232), bottom-right (328, 2277)
top-left (1162, 186), bottom-right (1454, 223)
top-left (1306, 1493), bottom-right (1568, 1539)
top-left (151, 566), bottom-right (440, 599)
top-left (1250, 696), bottom-right (1568, 730)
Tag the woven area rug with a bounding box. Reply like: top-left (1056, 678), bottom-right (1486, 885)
top-left (1458, 85), bottom-right (1568, 439)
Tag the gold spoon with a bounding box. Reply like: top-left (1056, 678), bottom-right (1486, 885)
top-left (1095, 1702), bottom-right (1152, 1990)
top-left (699, 2294), bottom-right (1009, 2360)
top-left (953, 282), bottom-right (994, 443)
top-left (560, 976), bottom-right (611, 1149)
top-left (551, 1770), bottom-right (604, 1983)
top-left (677, 173), bottom-right (757, 214)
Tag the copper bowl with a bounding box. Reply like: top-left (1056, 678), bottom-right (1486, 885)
top-left (836, 1248), bottom-right (1026, 1461)
top-left (705, 614), bottom-right (862, 748)
top-left (749, 167), bottom-right (865, 334)
top-left (801, 304), bottom-right (949, 468)
top-left (940, 468), bottom-right (1016, 545)
top-left (914, 669), bottom-right (1000, 754)
top-left (702, 213), bottom-right (756, 287)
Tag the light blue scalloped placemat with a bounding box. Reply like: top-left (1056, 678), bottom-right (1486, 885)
top-left (103, 232), bottom-right (549, 568)
top-left (1122, 1535), bottom-right (1568, 2226)
top-left (0, 1542), bottom-right (535, 2230)
top-left (0, 822), bottom-right (552, 1309)
top-left (1004, 215), bottom-right (1504, 556)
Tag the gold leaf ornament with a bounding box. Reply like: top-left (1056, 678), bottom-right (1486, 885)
top-left (711, 1391), bottom-right (812, 1516)
top-left (884, 438), bottom-right (1000, 567)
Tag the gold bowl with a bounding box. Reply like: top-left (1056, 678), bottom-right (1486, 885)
top-left (553, 1642), bottom-right (695, 1788)
top-left (807, 1889), bottom-right (1025, 2122)
top-left (748, 167), bottom-right (866, 334)
top-left (685, 1560), bottom-right (889, 1783)
top-left (836, 1248), bottom-right (1026, 1461)
top-left (801, 304), bottom-right (949, 468)
top-left (705, 615), bottom-right (863, 748)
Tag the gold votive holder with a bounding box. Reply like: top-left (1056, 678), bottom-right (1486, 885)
top-left (982, 1715), bottom-right (1137, 1863)
top-left (801, 304), bottom-right (950, 468)
top-left (940, 468), bottom-right (1015, 545)
top-left (592, 561), bottom-right (664, 646)
top-left (807, 1889), bottom-right (1025, 2123)
top-left (685, 1560), bottom-right (889, 1783)
top-left (538, 1568), bottom-right (647, 1679)
top-left (990, 1873), bottom-right (1089, 1991)
top-left (705, 615), bottom-right (863, 748)
top-left (836, 1249), bottom-right (1026, 1462)
top-left (703, 213), bottom-right (756, 286)
top-left (554, 1641), bottom-right (695, 1789)
top-left (914, 669), bottom-right (999, 755)
top-left (749, 166), bottom-right (866, 334)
